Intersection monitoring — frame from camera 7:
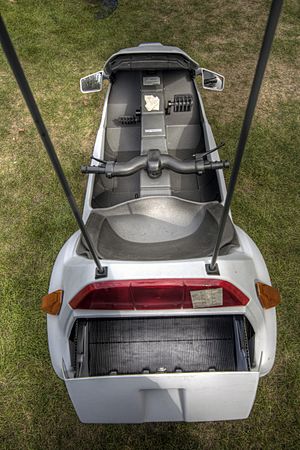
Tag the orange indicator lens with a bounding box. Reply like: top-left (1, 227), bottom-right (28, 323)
top-left (256, 282), bottom-right (280, 309)
top-left (41, 290), bottom-right (63, 315)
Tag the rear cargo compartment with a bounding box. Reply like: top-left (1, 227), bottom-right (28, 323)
top-left (69, 315), bottom-right (254, 378)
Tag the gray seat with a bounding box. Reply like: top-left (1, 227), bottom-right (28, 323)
top-left (78, 197), bottom-right (238, 261)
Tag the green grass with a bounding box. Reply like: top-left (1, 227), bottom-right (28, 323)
top-left (0, 0), bottom-right (299, 448)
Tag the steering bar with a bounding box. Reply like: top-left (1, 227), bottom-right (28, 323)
top-left (81, 149), bottom-right (229, 178)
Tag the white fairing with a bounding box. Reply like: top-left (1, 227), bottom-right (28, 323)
top-left (64, 372), bottom-right (259, 423)
top-left (46, 70), bottom-right (277, 424)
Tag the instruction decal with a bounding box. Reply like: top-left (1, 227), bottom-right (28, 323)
top-left (190, 288), bottom-right (223, 308)
top-left (143, 76), bottom-right (160, 86)
top-left (144, 95), bottom-right (160, 111)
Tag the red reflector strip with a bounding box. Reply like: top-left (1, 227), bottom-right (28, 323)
top-left (69, 279), bottom-right (249, 310)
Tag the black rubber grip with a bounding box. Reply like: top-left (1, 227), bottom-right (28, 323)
top-left (81, 165), bottom-right (106, 174)
top-left (205, 160), bottom-right (230, 170)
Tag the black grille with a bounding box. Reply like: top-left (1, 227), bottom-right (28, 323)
top-left (70, 315), bottom-right (252, 377)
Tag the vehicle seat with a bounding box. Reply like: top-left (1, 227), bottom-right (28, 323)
top-left (77, 197), bottom-right (238, 261)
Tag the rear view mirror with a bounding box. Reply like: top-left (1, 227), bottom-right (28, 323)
top-left (80, 71), bottom-right (103, 93)
top-left (201, 69), bottom-right (225, 91)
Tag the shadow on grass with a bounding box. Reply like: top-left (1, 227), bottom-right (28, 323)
top-left (86, 0), bottom-right (118, 20)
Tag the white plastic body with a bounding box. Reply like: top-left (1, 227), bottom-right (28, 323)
top-left (46, 79), bottom-right (277, 423)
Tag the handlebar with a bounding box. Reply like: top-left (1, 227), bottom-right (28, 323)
top-left (81, 150), bottom-right (229, 178)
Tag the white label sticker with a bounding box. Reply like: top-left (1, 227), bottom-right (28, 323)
top-left (145, 128), bottom-right (162, 133)
top-left (190, 288), bottom-right (223, 308)
top-left (143, 76), bottom-right (160, 86)
top-left (144, 95), bottom-right (160, 111)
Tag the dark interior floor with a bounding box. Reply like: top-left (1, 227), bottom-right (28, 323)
top-left (92, 169), bottom-right (220, 208)
top-left (91, 69), bottom-right (221, 208)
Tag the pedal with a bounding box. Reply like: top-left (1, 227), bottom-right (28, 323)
top-left (118, 109), bottom-right (141, 125)
top-left (166, 94), bottom-right (193, 114)
top-left (118, 115), bottom-right (140, 125)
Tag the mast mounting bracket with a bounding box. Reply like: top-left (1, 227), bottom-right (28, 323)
top-left (95, 266), bottom-right (108, 279)
top-left (205, 263), bottom-right (220, 275)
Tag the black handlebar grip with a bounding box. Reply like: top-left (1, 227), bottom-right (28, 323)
top-left (80, 165), bottom-right (106, 174)
top-left (205, 160), bottom-right (230, 170)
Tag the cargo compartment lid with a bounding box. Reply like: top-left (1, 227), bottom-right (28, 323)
top-left (63, 370), bottom-right (259, 423)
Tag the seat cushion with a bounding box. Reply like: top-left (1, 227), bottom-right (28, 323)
top-left (77, 197), bottom-right (238, 261)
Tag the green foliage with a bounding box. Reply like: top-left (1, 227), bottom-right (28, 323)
top-left (0, 0), bottom-right (299, 448)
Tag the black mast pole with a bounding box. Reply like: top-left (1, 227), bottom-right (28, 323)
top-left (0, 15), bottom-right (107, 278)
top-left (208, 0), bottom-right (283, 274)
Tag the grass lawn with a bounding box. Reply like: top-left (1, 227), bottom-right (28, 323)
top-left (0, 0), bottom-right (299, 448)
